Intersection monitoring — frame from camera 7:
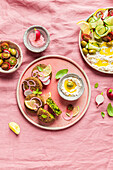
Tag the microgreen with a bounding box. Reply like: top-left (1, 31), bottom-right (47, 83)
top-left (101, 112), bottom-right (105, 118)
top-left (41, 114), bottom-right (47, 118)
top-left (94, 83), bottom-right (98, 88)
top-left (107, 103), bottom-right (113, 117)
top-left (109, 89), bottom-right (112, 93)
top-left (66, 113), bottom-right (70, 117)
top-left (33, 88), bottom-right (42, 95)
top-left (37, 66), bottom-right (43, 72)
top-left (101, 92), bottom-right (103, 95)
top-left (55, 69), bottom-right (68, 79)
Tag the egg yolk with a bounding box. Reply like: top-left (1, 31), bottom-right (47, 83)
top-left (95, 59), bottom-right (109, 67)
top-left (64, 80), bottom-right (77, 93)
top-left (94, 42), bottom-right (113, 67)
top-left (100, 42), bottom-right (113, 56)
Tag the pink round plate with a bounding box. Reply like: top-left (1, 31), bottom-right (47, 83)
top-left (17, 55), bottom-right (91, 130)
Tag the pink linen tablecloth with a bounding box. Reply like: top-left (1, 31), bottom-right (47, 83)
top-left (0, 0), bottom-right (113, 169)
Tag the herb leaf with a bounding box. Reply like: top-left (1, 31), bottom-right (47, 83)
top-left (55, 69), bottom-right (68, 79)
top-left (107, 103), bottom-right (113, 117)
top-left (41, 114), bottom-right (47, 118)
top-left (101, 92), bottom-right (103, 95)
top-left (66, 113), bottom-right (70, 117)
top-left (33, 88), bottom-right (42, 95)
top-left (94, 83), bottom-right (98, 88)
top-left (109, 89), bottom-right (112, 93)
top-left (101, 112), bottom-right (105, 118)
top-left (37, 66), bottom-right (43, 72)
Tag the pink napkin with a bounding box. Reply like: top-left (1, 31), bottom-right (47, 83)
top-left (0, 0), bottom-right (113, 169)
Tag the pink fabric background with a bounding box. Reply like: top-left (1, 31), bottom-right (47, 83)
top-left (0, 0), bottom-right (113, 169)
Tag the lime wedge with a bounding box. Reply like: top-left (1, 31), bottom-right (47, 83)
top-left (9, 122), bottom-right (20, 135)
top-left (104, 16), bottom-right (113, 26)
top-left (42, 64), bottom-right (52, 77)
top-left (24, 100), bottom-right (37, 111)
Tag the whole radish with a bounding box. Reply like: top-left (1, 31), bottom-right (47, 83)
top-left (107, 88), bottom-right (113, 100)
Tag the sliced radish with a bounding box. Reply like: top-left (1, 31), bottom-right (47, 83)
top-left (62, 112), bottom-right (73, 121)
top-left (3, 49), bottom-right (11, 53)
top-left (34, 28), bottom-right (41, 41)
top-left (24, 89), bottom-right (33, 97)
top-left (38, 75), bottom-right (50, 83)
top-left (95, 94), bottom-right (104, 107)
top-left (43, 79), bottom-right (50, 86)
top-left (16, 49), bottom-right (20, 59)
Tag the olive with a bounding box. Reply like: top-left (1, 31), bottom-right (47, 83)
top-left (89, 49), bottom-right (96, 55)
top-left (81, 41), bottom-right (87, 48)
top-left (9, 57), bottom-right (17, 66)
top-left (8, 48), bottom-right (12, 52)
top-left (10, 49), bottom-right (17, 56)
top-left (0, 59), bottom-right (3, 66)
top-left (82, 48), bottom-right (88, 55)
top-left (67, 81), bottom-right (74, 88)
top-left (1, 62), bottom-right (10, 70)
top-left (2, 52), bottom-right (10, 59)
top-left (106, 41), bottom-right (113, 47)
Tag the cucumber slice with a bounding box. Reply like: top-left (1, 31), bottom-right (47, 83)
top-left (108, 26), bottom-right (113, 31)
top-left (86, 43), bottom-right (101, 52)
top-left (93, 32), bottom-right (101, 39)
top-left (89, 18), bottom-right (103, 29)
top-left (95, 25), bottom-right (106, 35)
top-left (95, 25), bottom-right (110, 37)
top-left (89, 40), bottom-right (99, 46)
top-left (104, 16), bottom-right (113, 26)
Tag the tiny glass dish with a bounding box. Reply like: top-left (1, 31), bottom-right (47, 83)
top-left (0, 40), bottom-right (23, 74)
top-left (23, 25), bottom-right (50, 53)
top-left (57, 73), bottom-right (85, 101)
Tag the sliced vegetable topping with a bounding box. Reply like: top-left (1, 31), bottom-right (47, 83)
top-left (82, 34), bottom-right (91, 42)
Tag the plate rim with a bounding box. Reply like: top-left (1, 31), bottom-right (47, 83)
top-left (79, 7), bottom-right (113, 74)
top-left (16, 55), bottom-right (91, 130)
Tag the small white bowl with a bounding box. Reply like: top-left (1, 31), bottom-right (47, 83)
top-left (57, 73), bottom-right (84, 101)
top-left (0, 40), bottom-right (23, 74)
top-left (23, 25), bottom-right (50, 53)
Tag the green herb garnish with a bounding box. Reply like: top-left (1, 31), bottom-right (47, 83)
top-left (107, 103), bottom-right (113, 117)
top-left (101, 92), bottom-right (103, 95)
top-left (37, 66), bottom-right (43, 72)
top-left (94, 83), bottom-right (98, 88)
top-left (66, 113), bottom-right (70, 117)
top-left (33, 88), bottom-right (42, 95)
top-left (41, 114), bottom-right (47, 118)
top-left (109, 89), bottom-right (112, 93)
top-left (101, 112), bottom-right (105, 118)
top-left (55, 69), bottom-right (68, 79)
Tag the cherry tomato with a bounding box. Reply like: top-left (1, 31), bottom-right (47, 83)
top-left (102, 36), bottom-right (111, 42)
top-left (82, 34), bottom-right (91, 42)
top-left (108, 32), bottom-right (113, 40)
top-left (108, 9), bottom-right (113, 16)
top-left (96, 11), bottom-right (104, 19)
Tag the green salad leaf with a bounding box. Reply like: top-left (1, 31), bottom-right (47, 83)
top-left (37, 66), bottom-right (43, 72)
top-left (94, 83), bottom-right (98, 88)
top-left (101, 112), bottom-right (105, 118)
top-left (55, 69), bottom-right (68, 79)
top-left (107, 103), bottom-right (113, 117)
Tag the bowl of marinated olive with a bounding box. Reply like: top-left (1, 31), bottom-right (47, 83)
top-left (0, 41), bottom-right (23, 73)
